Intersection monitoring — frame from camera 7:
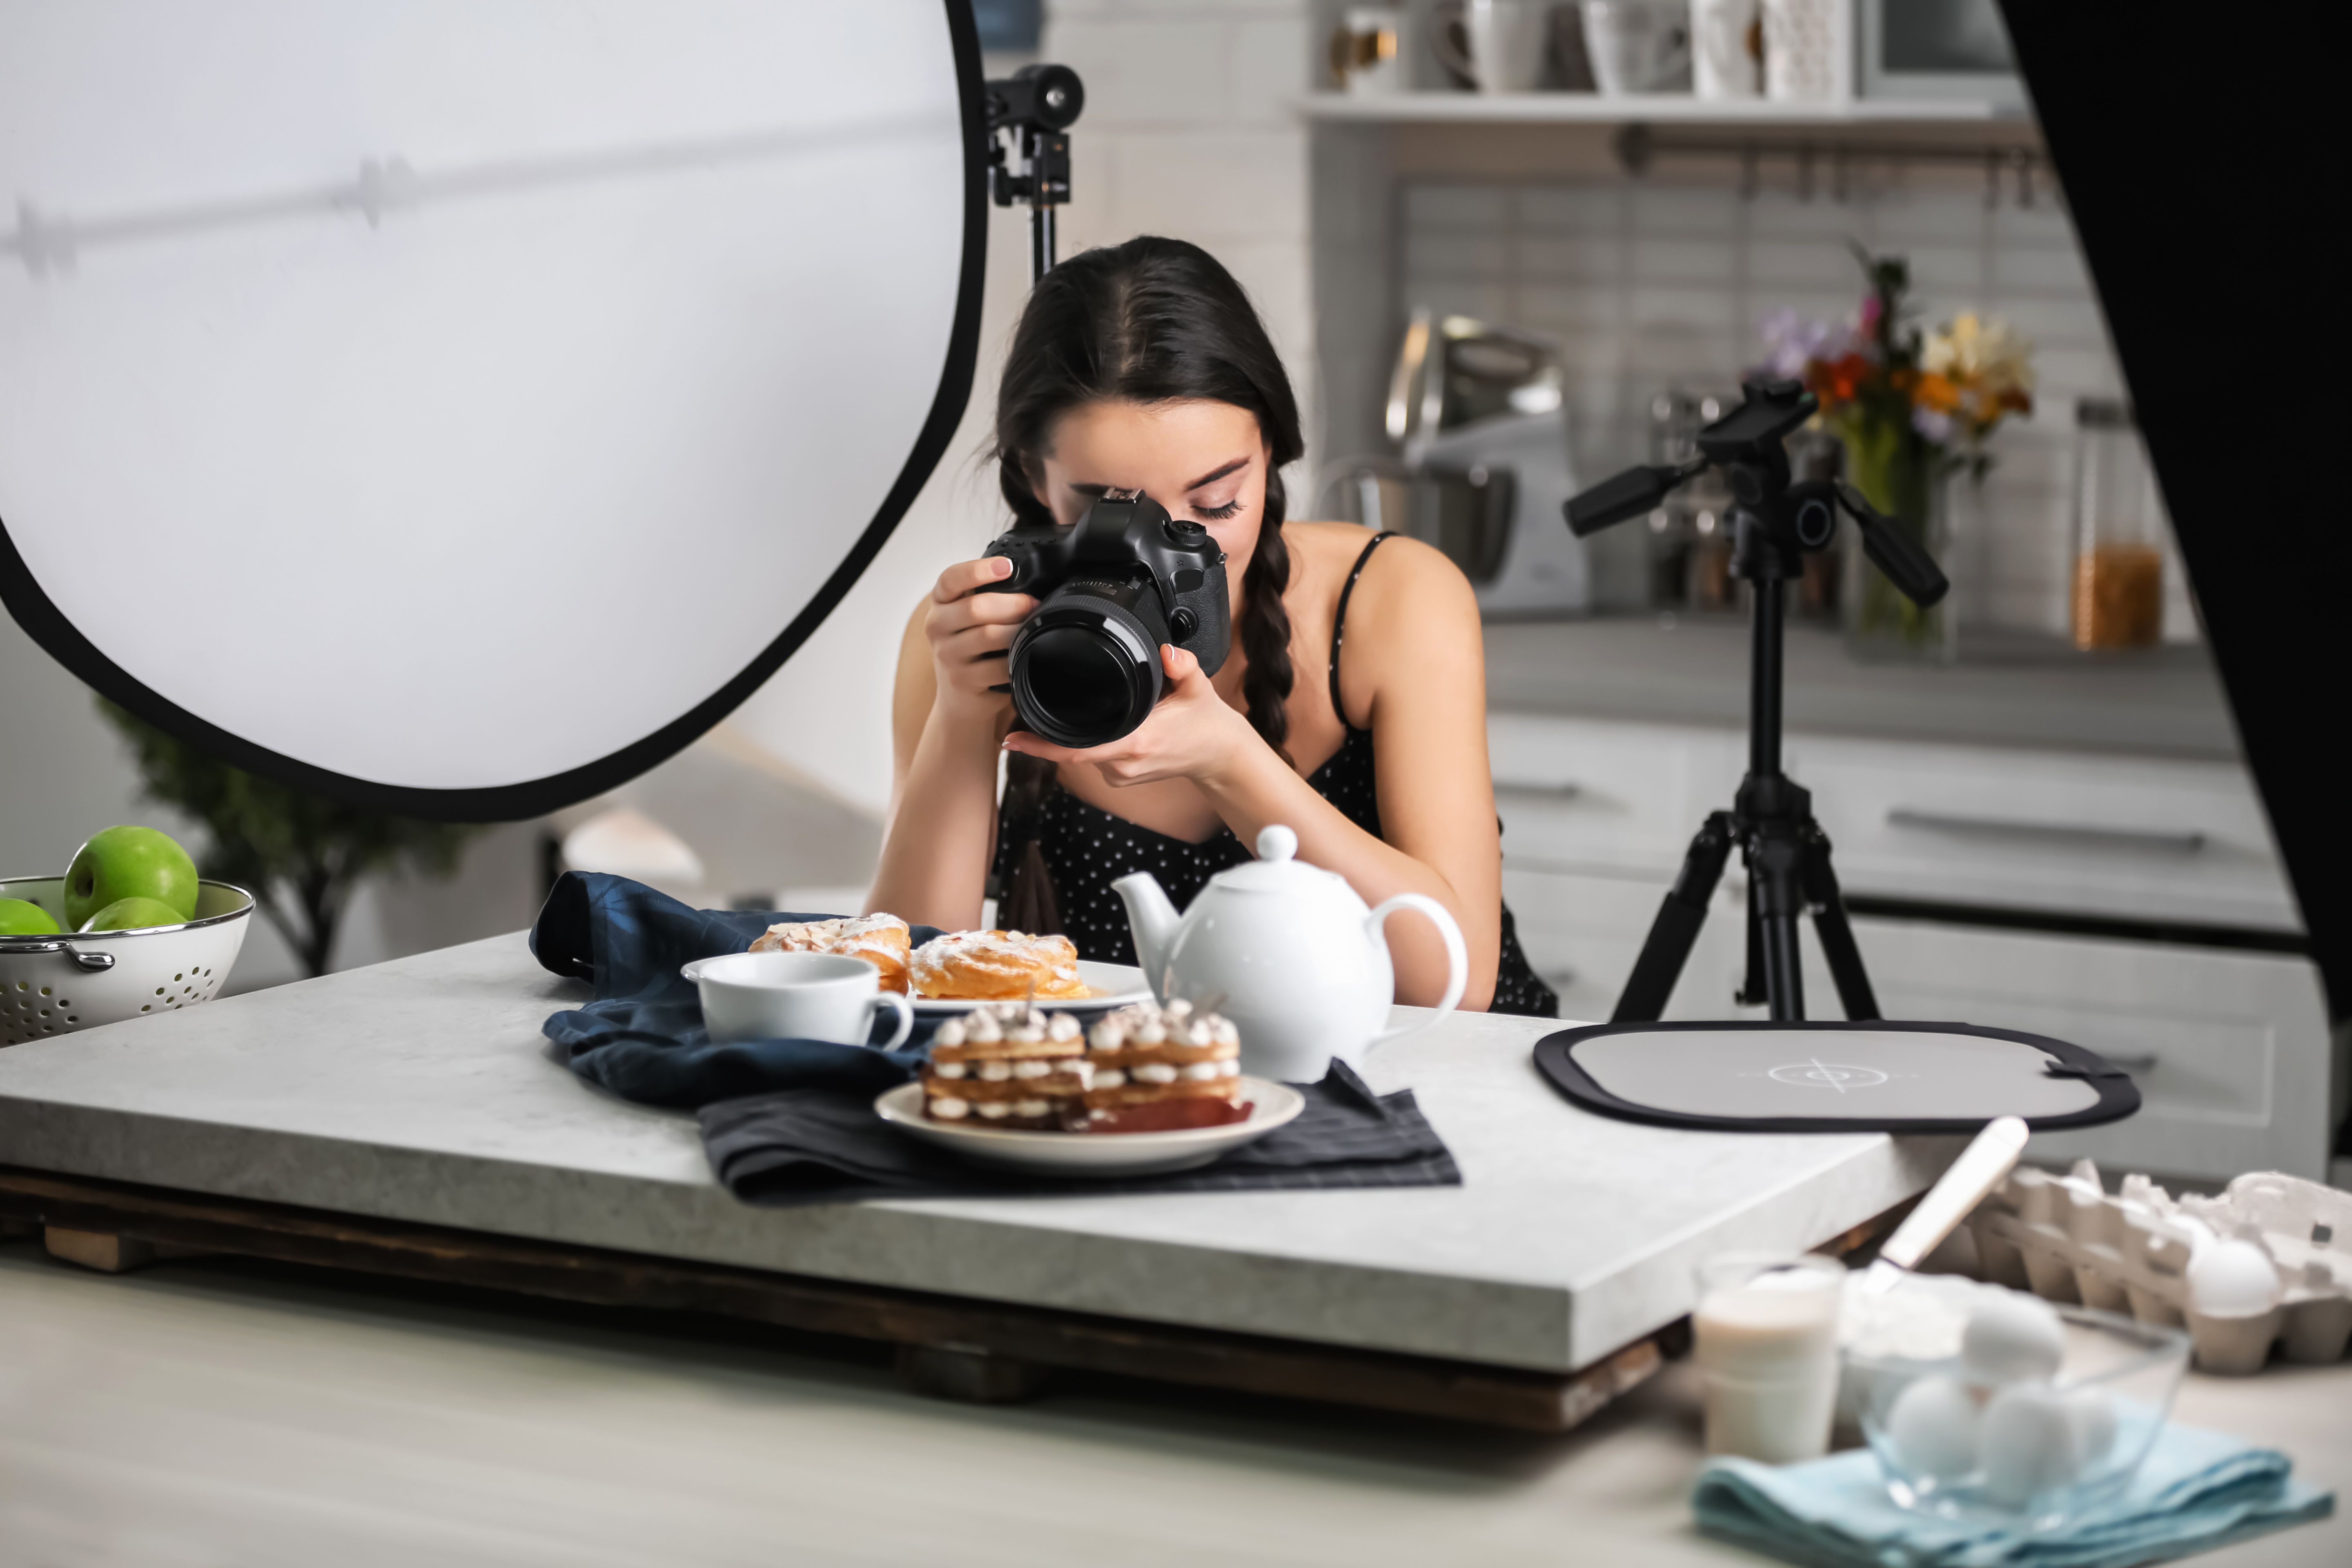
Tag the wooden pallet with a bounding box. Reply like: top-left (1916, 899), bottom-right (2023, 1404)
top-left (0, 1164), bottom-right (1690, 1432)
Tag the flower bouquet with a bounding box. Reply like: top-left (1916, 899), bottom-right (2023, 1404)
top-left (1760, 247), bottom-right (2035, 659)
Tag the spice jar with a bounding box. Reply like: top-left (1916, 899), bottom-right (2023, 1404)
top-left (2071, 400), bottom-right (2165, 650)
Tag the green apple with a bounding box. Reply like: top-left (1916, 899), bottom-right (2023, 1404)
top-left (0, 898), bottom-right (61, 936)
top-left (80, 895), bottom-right (188, 933)
top-left (63, 826), bottom-right (198, 929)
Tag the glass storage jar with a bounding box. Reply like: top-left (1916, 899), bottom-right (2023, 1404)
top-left (2071, 400), bottom-right (2165, 650)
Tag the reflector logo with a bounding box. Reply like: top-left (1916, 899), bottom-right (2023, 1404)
top-left (1767, 1059), bottom-right (1889, 1093)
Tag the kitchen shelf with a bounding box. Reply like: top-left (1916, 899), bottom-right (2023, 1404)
top-left (1298, 92), bottom-right (2020, 127)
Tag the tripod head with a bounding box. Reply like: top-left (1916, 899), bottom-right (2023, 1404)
top-left (986, 64), bottom-right (1085, 284)
top-left (1565, 379), bottom-right (1949, 608)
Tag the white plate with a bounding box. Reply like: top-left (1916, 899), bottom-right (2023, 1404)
top-left (874, 1077), bottom-right (1305, 1178)
top-left (909, 960), bottom-right (1153, 1016)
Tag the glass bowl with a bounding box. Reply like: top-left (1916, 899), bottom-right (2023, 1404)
top-left (1847, 1301), bottom-right (2191, 1528)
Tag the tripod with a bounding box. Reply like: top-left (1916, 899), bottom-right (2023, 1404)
top-left (984, 64), bottom-right (1084, 285)
top-left (1564, 379), bottom-right (1950, 1023)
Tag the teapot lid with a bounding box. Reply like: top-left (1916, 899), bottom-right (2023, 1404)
top-left (1210, 824), bottom-right (1346, 894)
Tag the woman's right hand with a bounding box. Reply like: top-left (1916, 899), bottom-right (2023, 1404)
top-left (925, 556), bottom-right (1034, 724)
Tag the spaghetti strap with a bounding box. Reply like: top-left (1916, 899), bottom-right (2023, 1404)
top-left (1328, 530), bottom-right (1394, 732)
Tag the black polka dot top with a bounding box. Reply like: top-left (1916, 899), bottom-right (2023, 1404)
top-left (993, 532), bottom-right (1558, 1019)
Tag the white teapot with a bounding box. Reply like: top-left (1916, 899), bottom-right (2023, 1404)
top-left (1112, 824), bottom-right (1467, 1082)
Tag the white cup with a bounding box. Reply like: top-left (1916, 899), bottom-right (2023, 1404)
top-left (1692, 0), bottom-right (1760, 99)
top-left (1581, 0), bottom-right (1692, 95)
top-left (1331, 7), bottom-right (1407, 97)
top-left (1693, 1252), bottom-right (1844, 1463)
top-left (1432, 0), bottom-right (1555, 94)
top-left (684, 951), bottom-right (914, 1048)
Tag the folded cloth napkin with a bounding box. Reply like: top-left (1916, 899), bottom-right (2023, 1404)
top-left (700, 1059), bottom-right (1461, 1204)
top-left (531, 871), bottom-right (943, 1109)
top-left (1692, 1421), bottom-right (2334, 1568)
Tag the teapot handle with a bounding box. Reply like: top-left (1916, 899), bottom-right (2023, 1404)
top-left (1365, 893), bottom-right (1468, 1044)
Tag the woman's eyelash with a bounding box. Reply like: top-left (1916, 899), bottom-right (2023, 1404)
top-left (1194, 499), bottom-right (1243, 521)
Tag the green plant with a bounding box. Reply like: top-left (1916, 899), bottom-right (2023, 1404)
top-left (100, 701), bottom-right (481, 978)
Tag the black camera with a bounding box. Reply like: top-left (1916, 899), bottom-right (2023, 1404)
top-left (981, 489), bottom-right (1231, 748)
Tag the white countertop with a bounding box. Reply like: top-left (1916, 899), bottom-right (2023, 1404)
top-left (0, 934), bottom-right (1960, 1372)
top-left (2, 1243), bottom-right (2340, 1567)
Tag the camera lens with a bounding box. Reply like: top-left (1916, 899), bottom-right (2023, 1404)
top-left (1008, 578), bottom-right (1167, 747)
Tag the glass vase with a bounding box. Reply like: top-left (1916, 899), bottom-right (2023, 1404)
top-left (1839, 423), bottom-right (1956, 664)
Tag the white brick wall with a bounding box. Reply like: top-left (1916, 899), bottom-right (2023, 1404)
top-left (1043, 1), bottom-right (1321, 472)
top-left (1396, 172), bottom-right (2195, 641)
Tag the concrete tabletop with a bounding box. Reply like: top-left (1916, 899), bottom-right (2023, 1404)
top-left (0, 935), bottom-right (1959, 1373)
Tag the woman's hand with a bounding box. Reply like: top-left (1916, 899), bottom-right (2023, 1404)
top-left (924, 557), bottom-right (1033, 724)
top-left (1002, 644), bottom-right (1256, 787)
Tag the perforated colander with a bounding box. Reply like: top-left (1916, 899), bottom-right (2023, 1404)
top-left (0, 877), bottom-right (254, 1047)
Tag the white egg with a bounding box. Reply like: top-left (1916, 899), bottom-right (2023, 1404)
top-left (2065, 1389), bottom-right (2117, 1471)
top-left (2186, 1239), bottom-right (2280, 1318)
top-left (1980, 1382), bottom-right (2082, 1507)
top-left (1961, 1292), bottom-right (2066, 1387)
top-left (1885, 1374), bottom-right (1980, 1480)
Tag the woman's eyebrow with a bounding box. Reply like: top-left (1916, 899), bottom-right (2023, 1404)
top-left (1184, 457), bottom-right (1250, 490)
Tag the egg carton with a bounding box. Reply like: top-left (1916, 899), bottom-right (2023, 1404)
top-left (1961, 1162), bottom-right (2352, 1376)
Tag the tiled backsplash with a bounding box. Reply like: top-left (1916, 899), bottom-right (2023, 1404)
top-left (1396, 176), bottom-right (2195, 641)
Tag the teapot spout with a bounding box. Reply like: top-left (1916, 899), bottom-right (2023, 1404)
top-left (1111, 871), bottom-right (1179, 999)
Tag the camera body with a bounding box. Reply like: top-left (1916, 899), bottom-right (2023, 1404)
top-left (982, 490), bottom-right (1232, 748)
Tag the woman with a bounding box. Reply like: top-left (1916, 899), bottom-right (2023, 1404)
top-left (870, 236), bottom-right (1553, 1016)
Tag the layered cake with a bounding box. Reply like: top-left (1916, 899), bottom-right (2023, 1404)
top-left (922, 1004), bottom-right (1091, 1129)
top-left (910, 929), bottom-right (1088, 1001)
top-left (1084, 999), bottom-right (1251, 1132)
top-left (749, 914), bottom-right (911, 993)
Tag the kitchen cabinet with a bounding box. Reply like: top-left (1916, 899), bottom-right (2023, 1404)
top-left (1492, 709), bottom-right (2331, 1181)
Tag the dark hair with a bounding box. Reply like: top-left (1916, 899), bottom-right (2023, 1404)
top-left (991, 235), bottom-right (1306, 760)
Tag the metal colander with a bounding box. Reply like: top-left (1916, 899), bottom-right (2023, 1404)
top-left (0, 877), bottom-right (254, 1047)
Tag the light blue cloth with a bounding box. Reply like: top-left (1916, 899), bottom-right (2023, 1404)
top-left (1692, 1423), bottom-right (2333, 1568)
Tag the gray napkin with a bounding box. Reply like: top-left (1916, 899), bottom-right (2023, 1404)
top-left (699, 1060), bottom-right (1460, 1205)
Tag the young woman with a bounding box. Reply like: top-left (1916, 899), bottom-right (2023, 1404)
top-left (869, 236), bottom-right (1554, 1016)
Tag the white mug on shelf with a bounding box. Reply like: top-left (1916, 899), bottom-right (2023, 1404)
top-left (684, 951), bottom-right (914, 1048)
top-left (1330, 7), bottom-right (1407, 97)
top-left (1692, 0), bottom-right (1760, 99)
top-left (1432, 0), bottom-right (1555, 94)
top-left (1581, 0), bottom-right (1692, 96)
top-left (1761, 0), bottom-right (1841, 102)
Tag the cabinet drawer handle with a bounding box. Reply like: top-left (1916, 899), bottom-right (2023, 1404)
top-left (1887, 809), bottom-right (2205, 855)
top-left (2100, 1052), bottom-right (2158, 1072)
top-left (1496, 782), bottom-right (1582, 800)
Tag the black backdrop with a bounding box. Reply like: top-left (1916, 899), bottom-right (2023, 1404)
top-left (2000, 2), bottom-right (2344, 1023)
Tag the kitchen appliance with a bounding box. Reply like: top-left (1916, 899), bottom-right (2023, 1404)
top-left (1113, 824), bottom-right (1469, 1084)
top-left (1322, 309), bottom-right (1590, 616)
top-left (1858, 0), bottom-right (2027, 110)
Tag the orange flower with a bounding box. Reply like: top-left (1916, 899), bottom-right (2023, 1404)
top-left (1911, 372), bottom-right (1963, 413)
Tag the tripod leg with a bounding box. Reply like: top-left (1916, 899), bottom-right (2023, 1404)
top-left (1800, 824), bottom-right (1881, 1020)
top-left (1737, 875), bottom-right (1767, 1007)
top-left (1612, 813), bottom-right (1736, 1023)
top-left (1750, 824), bottom-right (1808, 1021)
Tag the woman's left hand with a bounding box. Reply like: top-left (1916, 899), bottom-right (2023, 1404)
top-left (1002, 645), bottom-right (1256, 787)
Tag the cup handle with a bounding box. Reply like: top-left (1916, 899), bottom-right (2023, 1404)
top-left (1365, 894), bottom-right (1468, 1044)
top-left (869, 991), bottom-right (915, 1050)
top-left (1429, 2), bottom-right (1474, 82)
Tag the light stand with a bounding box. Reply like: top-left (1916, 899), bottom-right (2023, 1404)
top-left (1564, 379), bottom-right (1951, 1023)
top-left (985, 64), bottom-right (1084, 284)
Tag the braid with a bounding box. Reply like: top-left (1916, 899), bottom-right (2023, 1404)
top-left (1238, 471), bottom-right (1295, 766)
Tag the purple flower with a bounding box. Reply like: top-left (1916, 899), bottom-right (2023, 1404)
top-left (1757, 309), bottom-right (1849, 379)
top-left (1912, 406), bottom-right (1956, 443)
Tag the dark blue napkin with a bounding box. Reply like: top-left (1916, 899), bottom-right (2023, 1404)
top-left (530, 871), bottom-right (942, 1109)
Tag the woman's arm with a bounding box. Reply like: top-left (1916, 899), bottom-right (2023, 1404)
top-left (866, 558), bottom-right (1033, 929)
top-left (1003, 537), bottom-right (1502, 1011)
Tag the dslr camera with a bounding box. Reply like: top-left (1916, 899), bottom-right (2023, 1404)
top-left (982, 489), bottom-right (1231, 748)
